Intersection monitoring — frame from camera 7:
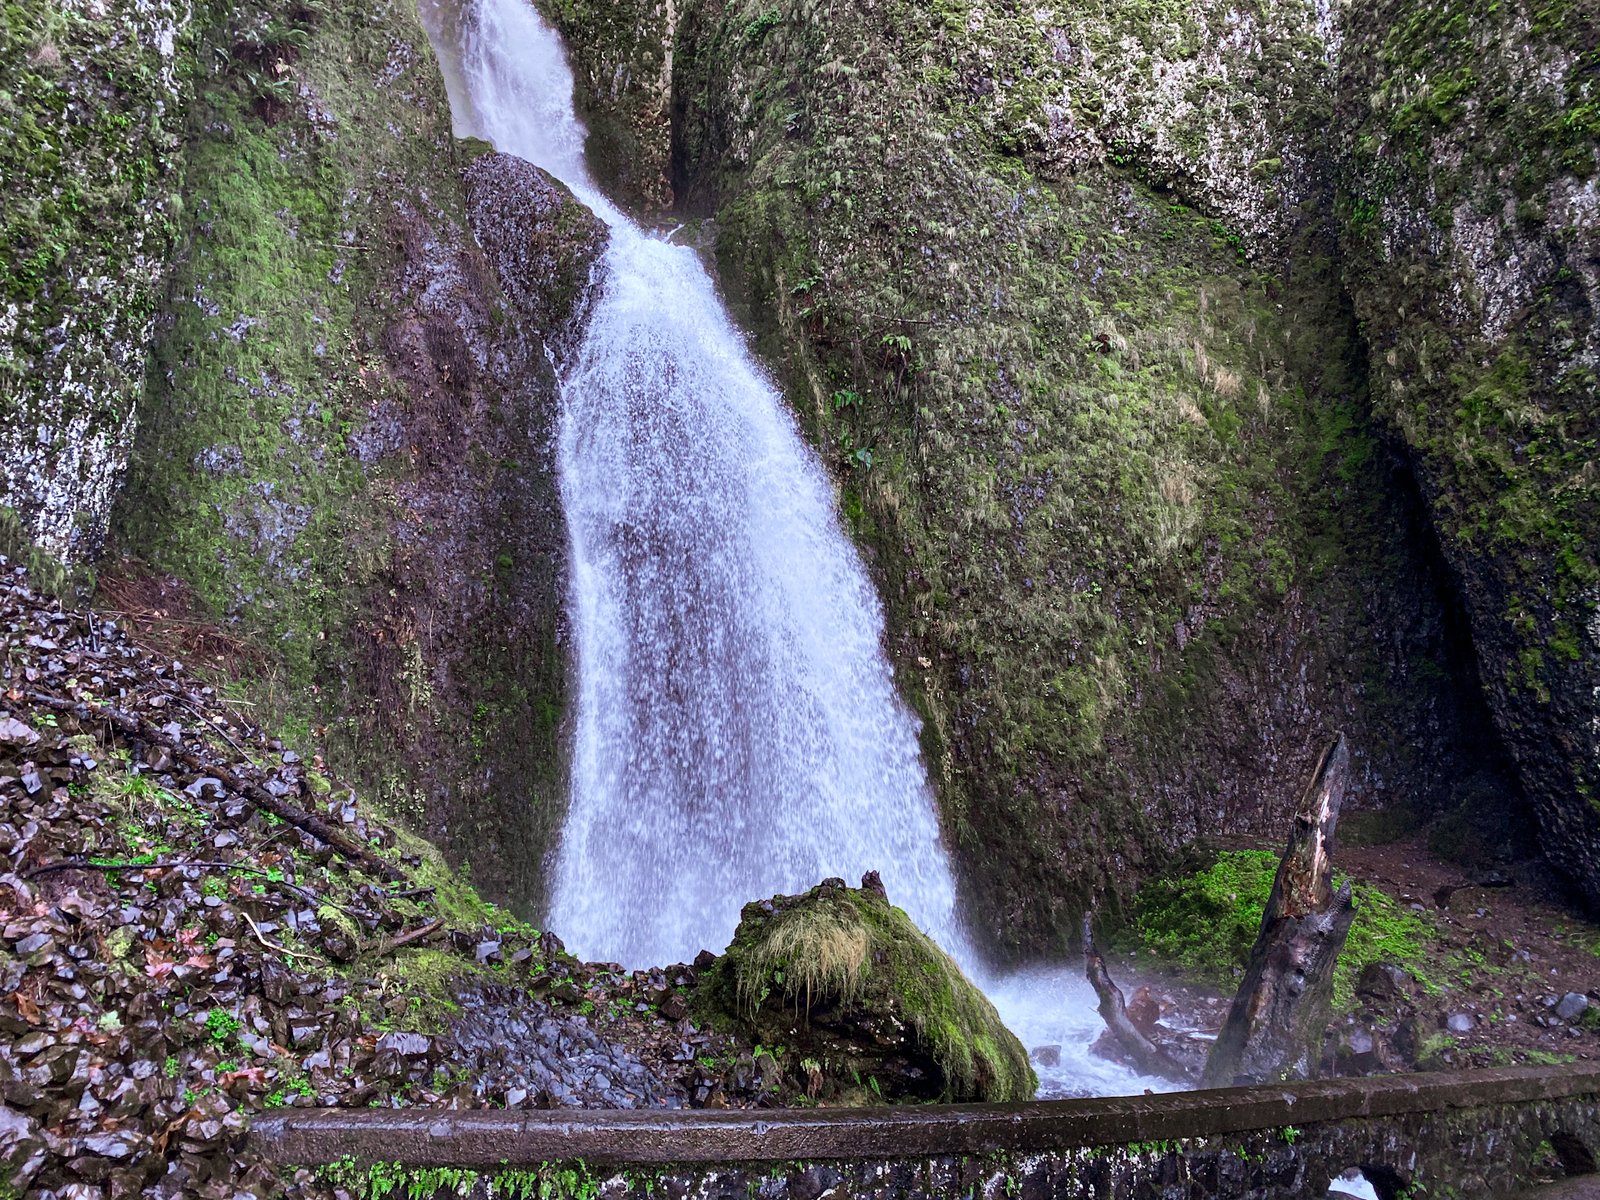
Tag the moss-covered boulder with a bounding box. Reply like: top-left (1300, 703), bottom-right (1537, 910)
top-left (696, 876), bottom-right (1035, 1103)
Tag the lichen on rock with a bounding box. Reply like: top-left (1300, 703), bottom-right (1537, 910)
top-left (0, 0), bottom-right (190, 562)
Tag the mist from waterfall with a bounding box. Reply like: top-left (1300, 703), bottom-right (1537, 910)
top-left (419, 0), bottom-right (1165, 1098)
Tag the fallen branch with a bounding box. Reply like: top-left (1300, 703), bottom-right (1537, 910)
top-left (1081, 912), bottom-right (1194, 1085)
top-left (22, 689), bottom-right (406, 883)
top-left (367, 918), bottom-right (444, 959)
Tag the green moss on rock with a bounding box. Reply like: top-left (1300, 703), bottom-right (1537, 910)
top-left (0, 0), bottom-right (188, 560)
top-left (1337, 0), bottom-right (1600, 911)
top-left (1119, 849), bottom-right (1451, 1008)
top-left (109, 0), bottom-right (598, 922)
top-left (696, 877), bottom-right (1035, 1103)
top-left (665, 0), bottom-right (1495, 955)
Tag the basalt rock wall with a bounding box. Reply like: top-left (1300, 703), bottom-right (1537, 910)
top-left (545, 0), bottom-right (1600, 945)
top-left (0, 0), bottom-right (607, 916)
top-left (655, 0), bottom-right (1508, 953)
top-left (1336, 0), bottom-right (1600, 909)
top-left (1, 0), bottom-right (189, 563)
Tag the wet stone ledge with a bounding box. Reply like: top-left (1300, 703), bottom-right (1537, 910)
top-left (253, 1065), bottom-right (1600, 1199)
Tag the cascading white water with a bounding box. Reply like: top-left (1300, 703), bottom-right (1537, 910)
top-left (420, 0), bottom-right (1166, 1098)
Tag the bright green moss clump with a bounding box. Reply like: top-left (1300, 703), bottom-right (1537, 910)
top-left (699, 878), bottom-right (1035, 1103)
top-left (1123, 849), bottom-right (1444, 1008)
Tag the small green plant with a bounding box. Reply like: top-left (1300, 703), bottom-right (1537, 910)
top-left (743, 8), bottom-right (780, 42)
top-left (204, 1006), bottom-right (242, 1043)
top-left (1417, 1033), bottom-right (1457, 1065)
top-left (264, 1077), bottom-right (317, 1107)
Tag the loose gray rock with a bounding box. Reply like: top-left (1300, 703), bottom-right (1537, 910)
top-left (1554, 993), bottom-right (1590, 1022)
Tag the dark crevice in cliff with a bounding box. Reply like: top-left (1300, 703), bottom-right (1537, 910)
top-left (1376, 393), bottom-right (1538, 867)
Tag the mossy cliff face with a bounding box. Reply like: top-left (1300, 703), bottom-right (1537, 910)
top-left (532, 0), bottom-right (678, 212)
top-left (636, 0), bottom-right (1499, 953)
top-left (102, 0), bottom-right (605, 915)
top-left (0, 0), bottom-right (188, 561)
top-left (1337, 0), bottom-right (1600, 908)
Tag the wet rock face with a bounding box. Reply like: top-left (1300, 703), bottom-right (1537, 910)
top-left (657, 0), bottom-right (1518, 951)
top-left (105, 0), bottom-right (608, 917)
top-left (537, 0), bottom-right (679, 213)
top-left (463, 152), bottom-right (609, 360)
top-left (0, 0), bottom-right (189, 563)
top-left (1337, 0), bottom-right (1600, 910)
top-left (695, 877), bottom-right (1035, 1104)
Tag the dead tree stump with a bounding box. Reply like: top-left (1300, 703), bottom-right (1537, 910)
top-left (1200, 732), bottom-right (1356, 1087)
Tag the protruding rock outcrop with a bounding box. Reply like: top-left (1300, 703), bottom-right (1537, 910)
top-left (1337, 0), bottom-right (1600, 912)
top-left (0, 0), bottom-right (190, 563)
top-left (463, 152), bottom-right (609, 361)
top-left (696, 876), bottom-right (1036, 1104)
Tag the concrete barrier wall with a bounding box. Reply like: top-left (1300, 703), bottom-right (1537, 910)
top-left (254, 1065), bottom-right (1600, 1199)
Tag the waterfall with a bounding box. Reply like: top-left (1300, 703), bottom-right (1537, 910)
top-left (420, 0), bottom-right (1164, 1098)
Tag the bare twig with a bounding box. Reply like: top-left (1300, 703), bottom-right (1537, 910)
top-left (243, 910), bottom-right (321, 963)
top-left (383, 886), bottom-right (437, 901)
top-left (164, 692), bottom-right (250, 759)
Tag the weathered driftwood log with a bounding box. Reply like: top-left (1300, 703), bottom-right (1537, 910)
top-left (1200, 732), bottom-right (1356, 1088)
top-left (1081, 913), bottom-right (1194, 1084)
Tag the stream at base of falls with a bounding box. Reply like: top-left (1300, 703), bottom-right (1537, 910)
top-left (419, 0), bottom-right (1168, 1100)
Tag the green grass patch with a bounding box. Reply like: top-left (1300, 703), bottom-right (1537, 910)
top-left (1121, 849), bottom-right (1449, 1008)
